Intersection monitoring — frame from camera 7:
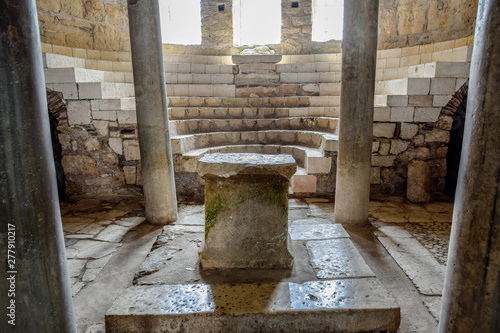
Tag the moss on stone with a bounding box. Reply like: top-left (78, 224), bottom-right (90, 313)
top-left (204, 194), bottom-right (224, 240)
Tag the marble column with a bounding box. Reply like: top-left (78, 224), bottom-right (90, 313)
top-left (334, 0), bottom-right (379, 226)
top-left (439, 0), bottom-right (500, 331)
top-left (0, 0), bottom-right (76, 332)
top-left (127, 0), bottom-right (177, 224)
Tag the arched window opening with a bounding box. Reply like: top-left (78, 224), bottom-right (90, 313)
top-left (233, 0), bottom-right (281, 46)
top-left (159, 0), bottom-right (202, 45)
top-left (312, 0), bottom-right (344, 42)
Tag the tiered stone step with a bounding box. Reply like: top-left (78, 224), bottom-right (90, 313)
top-left (169, 117), bottom-right (338, 135)
top-left (176, 144), bottom-right (330, 175)
top-left (168, 96), bottom-right (341, 108)
top-left (171, 130), bottom-right (338, 155)
top-left (169, 106), bottom-right (340, 119)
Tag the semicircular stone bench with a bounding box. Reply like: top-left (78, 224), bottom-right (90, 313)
top-left (197, 153), bottom-right (296, 269)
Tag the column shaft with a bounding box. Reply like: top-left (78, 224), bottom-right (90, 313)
top-left (0, 0), bottom-right (76, 331)
top-left (439, 0), bottom-right (500, 331)
top-left (127, 0), bottom-right (177, 224)
top-left (334, 0), bottom-right (379, 226)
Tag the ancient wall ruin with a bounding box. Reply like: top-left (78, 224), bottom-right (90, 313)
top-left (36, 0), bottom-right (478, 53)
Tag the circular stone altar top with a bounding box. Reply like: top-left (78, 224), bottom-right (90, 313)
top-left (198, 153), bottom-right (297, 179)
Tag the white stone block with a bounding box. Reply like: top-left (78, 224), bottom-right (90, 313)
top-left (117, 110), bottom-right (137, 125)
top-left (52, 83), bottom-right (79, 99)
top-left (387, 95), bottom-right (408, 106)
top-left (79, 83), bottom-right (103, 99)
top-left (390, 107), bottom-right (415, 122)
top-left (374, 95), bottom-right (388, 107)
top-left (291, 174), bottom-right (317, 193)
top-left (434, 62), bottom-right (470, 78)
top-left (430, 78), bottom-right (457, 95)
top-left (44, 53), bottom-right (75, 68)
top-left (414, 107), bottom-right (441, 123)
top-left (305, 156), bottom-right (331, 174)
top-left (297, 72), bottom-right (320, 83)
top-left (67, 100), bottom-right (91, 125)
top-left (408, 64), bottom-right (425, 78)
top-left (44, 68), bottom-right (77, 83)
top-left (374, 107), bottom-right (391, 121)
top-left (407, 79), bottom-right (431, 95)
top-left (373, 123), bottom-right (396, 138)
top-left (433, 95), bottom-right (453, 107)
top-left (92, 111), bottom-right (117, 121)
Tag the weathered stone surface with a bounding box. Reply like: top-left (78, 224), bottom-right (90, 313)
top-left (62, 155), bottom-right (98, 175)
top-left (289, 223), bottom-right (349, 241)
top-left (400, 123), bottom-right (419, 139)
top-left (198, 153), bottom-right (296, 179)
top-left (306, 239), bottom-right (375, 279)
top-left (199, 154), bottom-right (296, 269)
top-left (390, 139), bottom-right (410, 155)
top-left (407, 160), bottom-right (431, 203)
top-left (106, 279), bottom-right (400, 332)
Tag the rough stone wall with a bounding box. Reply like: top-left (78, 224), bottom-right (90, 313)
top-left (201, 0), bottom-right (233, 46)
top-left (36, 0), bottom-right (478, 54)
top-left (36, 0), bottom-right (130, 52)
top-left (281, 0), bottom-right (312, 54)
top-left (378, 0), bottom-right (478, 49)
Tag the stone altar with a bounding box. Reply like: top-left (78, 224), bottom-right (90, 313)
top-left (197, 153), bottom-right (296, 269)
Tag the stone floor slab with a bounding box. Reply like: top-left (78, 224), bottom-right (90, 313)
top-left (376, 234), bottom-right (445, 295)
top-left (306, 238), bottom-right (375, 279)
top-left (106, 279), bottom-right (400, 333)
top-left (289, 223), bottom-right (349, 241)
top-left (95, 224), bottom-right (130, 243)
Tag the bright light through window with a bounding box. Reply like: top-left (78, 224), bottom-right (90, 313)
top-left (233, 0), bottom-right (281, 46)
top-left (312, 0), bottom-right (344, 41)
top-left (159, 0), bottom-right (201, 45)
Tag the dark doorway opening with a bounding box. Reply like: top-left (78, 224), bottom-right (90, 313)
top-left (445, 96), bottom-right (467, 198)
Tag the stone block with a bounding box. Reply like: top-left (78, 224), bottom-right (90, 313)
top-left (371, 155), bottom-right (396, 167)
top-left (379, 142), bottom-right (390, 155)
top-left (390, 139), bottom-right (409, 155)
top-left (123, 166), bottom-right (137, 185)
top-left (62, 155), bottom-right (98, 175)
top-left (433, 95), bottom-right (452, 107)
top-left (425, 129), bottom-right (450, 143)
top-left (400, 123), bottom-right (419, 140)
top-left (67, 100), bottom-right (91, 125)
top-left (198, 153), bottom-right (295, 269)
top-left (387, 95), bottom-right (408, 106)
top-left (83, 137), bottom-right (100, 152)
top-left (373, 123), bottom-right (396, 138)
top-left (305, 156), bottom-right (331, 174)
top-left (414, 107), bottom-right (441, 123)
top-left (371, 167), bottom-right (381, 184)
top-left (52, 83), bottom-right (79, 99)
top-left (374, 107), bottom-right (391, 121)
top-left (232, 55), bottom-right (282, 64)
top-left (407, 78), bottom-right (430, 95)
top-left (408, 95), bottom-right (433, 106)
top-left (117, 110), bottom-right (137, 125)
top-left (390, 107), bottom-right (414, 122)
top-left (108, 137), bottom-right (123, 155)
top-left (430, 78), bottom-right (457, 95)
top-left (78, 82), bottom-right (103, 99)
top-left (407, 160), bottom-right (431, 203)
top-left (291, 174), bottom-right (317, 193)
